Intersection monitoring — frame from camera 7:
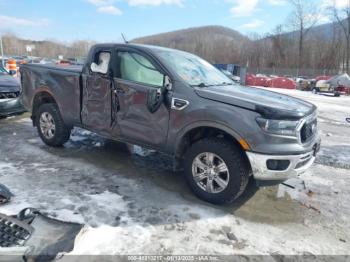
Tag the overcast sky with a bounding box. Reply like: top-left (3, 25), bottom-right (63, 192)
top-left (0, 0), bottom-right (347, 42)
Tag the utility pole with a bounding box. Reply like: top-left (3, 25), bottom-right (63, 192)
top-left (0, 35), bottom-right (4, 67)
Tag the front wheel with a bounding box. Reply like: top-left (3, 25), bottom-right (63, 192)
top-left (35, 103), bottom-right (71, 147)
top-left (184, 138), bottom-right (250, 204)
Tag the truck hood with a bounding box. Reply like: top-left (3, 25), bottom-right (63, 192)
top-left (195, 85), bottom-right (316, 120)
top-left (0, 74), bottom-right (20, 92)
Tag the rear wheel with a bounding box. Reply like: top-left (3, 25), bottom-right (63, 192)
top-left (35, 103), bottom-right (71, 147)
top-left (312, 88), bottom-right (318, 94)
top-left (184, 138), bottom-right (250, 204)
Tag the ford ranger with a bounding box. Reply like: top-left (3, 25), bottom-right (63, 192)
top-left (20, 44), bottom-right (321, 204)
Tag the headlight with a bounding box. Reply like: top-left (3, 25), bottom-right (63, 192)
top-left (256, 117), bottom-right (301, 137)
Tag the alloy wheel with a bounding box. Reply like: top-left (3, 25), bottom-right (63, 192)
top-left (191, 152), bottom-right (230, 194)
top-left (39, 112), bottom-right (56, 139)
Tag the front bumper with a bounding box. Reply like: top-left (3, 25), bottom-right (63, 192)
top-left (0, 97), bottom-right (26, 117)
top-left (246, 141), bottom-right (321, 181)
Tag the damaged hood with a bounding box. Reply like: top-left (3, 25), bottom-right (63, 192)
top-left (0, 74), bottom-right (20, 92)
top-left (195, 85), bottom-right (316, 120)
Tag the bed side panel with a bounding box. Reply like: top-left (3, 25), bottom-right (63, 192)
top-left (20, 64), bottom-right (82, 126)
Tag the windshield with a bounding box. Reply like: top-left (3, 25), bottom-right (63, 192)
top-left (157, 49), bottom-right (233, 87)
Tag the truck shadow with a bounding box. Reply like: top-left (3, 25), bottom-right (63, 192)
top-left (63, 130), bottom-right (260, 208)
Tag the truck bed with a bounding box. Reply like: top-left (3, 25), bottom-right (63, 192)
top-left (20, 63), bottom-right (83, 126)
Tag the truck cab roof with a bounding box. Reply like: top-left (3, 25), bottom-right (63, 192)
top-left (90, 43), bottom-right (191, 56)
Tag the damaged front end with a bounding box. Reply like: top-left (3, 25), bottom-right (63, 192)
top-left (0, 208), bottom-right (82, 261)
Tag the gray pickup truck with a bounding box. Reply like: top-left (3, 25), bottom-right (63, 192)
top-left (20, 44), bottom-right (321, 204)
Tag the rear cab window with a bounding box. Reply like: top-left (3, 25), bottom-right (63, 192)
top-left (90, 51), bottom-right (111, 75)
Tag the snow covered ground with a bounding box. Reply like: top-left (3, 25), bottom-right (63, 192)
top-left (0, 89), bottom-right (350, 258)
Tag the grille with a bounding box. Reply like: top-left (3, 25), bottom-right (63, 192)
top-left (300, 118), bottom-right (317, 143)
top-left (0, 92), bottom-right (20, 99)
top-left (0, 213), bottom-right (33, 247)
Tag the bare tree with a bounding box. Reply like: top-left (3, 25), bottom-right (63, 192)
top-left (331, 0), bottom-right (350, 74)
top-left (133, 26), bottom-right (249, 64)
top-left (0, 33), bottom-right (94, 59)
top-left (267, 25), bottom-right (297, 69)
top-left (288, 0), bottom-right (320, 75)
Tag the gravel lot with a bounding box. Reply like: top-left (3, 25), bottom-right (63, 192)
top-left (0, 88), bottom-right (350, 258)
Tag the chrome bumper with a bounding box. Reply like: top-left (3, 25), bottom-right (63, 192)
top-left (246, 150), bottom-right (317, 181)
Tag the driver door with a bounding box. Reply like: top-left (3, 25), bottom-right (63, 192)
top-left (81, 50), bottom-right (114, 133)
top-left (113, 49), bottom-right (171, 148)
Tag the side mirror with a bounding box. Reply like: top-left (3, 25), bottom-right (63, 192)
top-left (164, 75), bottom-right (172, 91)
top-left (9, 70), bottom-right (16, 76)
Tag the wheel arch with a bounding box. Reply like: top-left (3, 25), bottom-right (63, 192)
top-left (31, 90), bottom-right (59, 126)
top-left (174, 122), bottom-right (251, 169)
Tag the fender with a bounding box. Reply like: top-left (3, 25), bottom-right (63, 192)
top-left (172, 120), bottom-right (245, 154)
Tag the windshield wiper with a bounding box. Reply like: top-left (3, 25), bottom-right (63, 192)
top-left (191, 82), bottom-right (233, 88)
top-left (213, 82), bottom-right (233, 86)
top-left (190, 83), bottom-right (210, 88)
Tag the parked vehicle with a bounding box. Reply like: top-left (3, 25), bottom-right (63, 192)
top-left (313, 74), bottom-right (350, 96)
top-left (0, 66), bottom-right (26, 118)
top-left (20, 44), bottom-right (321, 204)
top-left (314, 81), bottom-right (341, 96)
top-left (297, 78), bottom-right (316, 91)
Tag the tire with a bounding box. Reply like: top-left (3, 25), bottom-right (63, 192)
top-left (183, 138), bottom-right (250, 204)
top-left (312, 88), bottom-right (318, 94)
top-left (35, 103), bottom-right (71, 147)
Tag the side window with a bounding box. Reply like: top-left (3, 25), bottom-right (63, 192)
top-left (90, 51), bottom-right (111, 74)
top-left (117, 51), bottom-right (164, 87)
